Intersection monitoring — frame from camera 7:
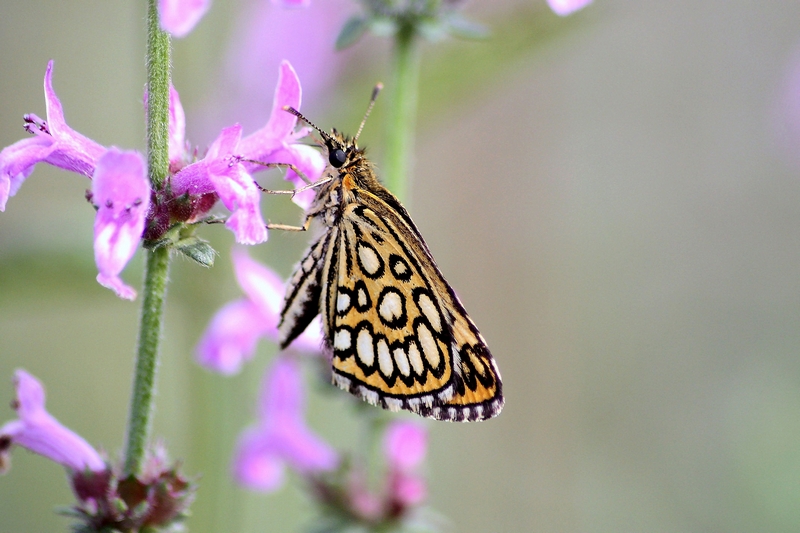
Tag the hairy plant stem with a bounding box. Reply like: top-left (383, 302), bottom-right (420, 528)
top-left (123, 0), bottom-right (171, 476)
top-left (384, 24), bottom-right (421, 205)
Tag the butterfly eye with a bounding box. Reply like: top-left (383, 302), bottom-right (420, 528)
top-left (329, 148), bottom-right (347, 168)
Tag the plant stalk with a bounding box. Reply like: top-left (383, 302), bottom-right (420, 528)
top-left (384, 24), bottom-right (421, 205)
top-left (123, 0), bottom-right (171, 476)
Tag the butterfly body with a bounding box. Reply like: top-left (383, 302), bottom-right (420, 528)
top-left (278, 128), bottom-right (503, 422)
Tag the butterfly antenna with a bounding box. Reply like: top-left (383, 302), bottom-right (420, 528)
top-left (282, 105), bottom-right (334, 144)
top-left (353, 82), bottom-right (383, 144)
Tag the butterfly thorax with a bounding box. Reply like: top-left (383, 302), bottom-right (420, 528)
top-left (310, 132), bottom-right (389, 228)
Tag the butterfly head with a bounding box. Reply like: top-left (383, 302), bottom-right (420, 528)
top-left (324, 129), bottom-right (367, 172)
top-left (282, 82), bottom-right (382, 172)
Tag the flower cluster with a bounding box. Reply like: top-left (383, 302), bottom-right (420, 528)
top-left (0, 60), bottom-right (325, 300)
top-left (0, 371), bottom-right (195, 532)
top-left (309, 420), bottom-right (430, 530)
top-left (196, 248), bottom-right (322, 374)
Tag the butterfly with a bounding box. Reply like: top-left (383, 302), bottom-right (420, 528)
top-left (276, 87), bottom-right (503, 422)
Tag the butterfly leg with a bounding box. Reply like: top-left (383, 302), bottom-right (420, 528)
top-left (237, 159), bottom-right (314, 185)
top-left (266, 212), bottom-right (318, 232)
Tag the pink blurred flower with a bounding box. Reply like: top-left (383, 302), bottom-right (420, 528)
top-left (158, 0), bottom-right (211, 38)
top-left (547, 0), bottom-right (593, 16)
top-left (383, 421), bottom-right (427, 508)
top-left (233, 358), bottom-right (338, 491)
top-left (199, 0), bottom-right (350, 148)
top-left (383, 420), bottom-right (427, 471)
top-left (91, 149), bottom-right (150, 300)
top-left (0, 370), bottom-right (104, 474)
top-left (0, 61), bottom-right (106, 211)
top-left (196, 248), bottom-right (322, 374)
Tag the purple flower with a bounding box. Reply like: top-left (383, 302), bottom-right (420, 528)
top-left (92, 149), bottom-right (150, 300)
top-left (158, 0), bottom-right (211, 38)
top-left (196, 248), bottom-right (322, 374)
top-left (170, 60), bottom-right (325, 242)
top-left (0, 370), bottom-right (104, 474)
top-left (273, 0), bottom-right (310, 7)
top-left (168, 84), bottom-right (189, 170)
top-left (547, 0), bottom-right (593, 16)
top-left (383, 421), bottom-right (427, 471)
top-left (233, 358), bottom-right (337, 491)
top-left (0, 60), bottom-right (106, 211)
top-left (383, 421), bottom-right (427, 508)
top-left (235, 60), bottom-right (327, 210)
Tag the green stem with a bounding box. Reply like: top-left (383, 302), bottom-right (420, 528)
top-left (145, 0), bottom-right (171, 191)
top-left (124, 246), bottom-right (171, 475)
top-left (384, 24), bottom-right (421, 205)
top-left (123, 0), bottom-right (171, 476)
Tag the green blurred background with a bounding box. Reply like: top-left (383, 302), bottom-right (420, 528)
top-left (3, 1), bottom-right (800, 531)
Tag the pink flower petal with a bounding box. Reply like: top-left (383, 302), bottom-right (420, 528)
top-left (210, 164), bottom-right (267, 245)
top-left (195, 299), bottom-right (270, 374)
top-left (0, 370), bottom-right (104, 473)
top-left (0, 137), bottom-right (54, 211)
top-left (230, 249), bottom-right (323, 351)
top-left (383, 421), bottom-right (427, 471)
top-left (92, 149), bottom-right (150, 300)
top-left (272, 0), bottom-right (311, 7)
top-left (40, 61), bottom-right (106, 176)
top-left (547, 0), bottom-right (593, 16)
top-left (233, 249), bottom-right (284, 319)
top-left (159, 0), bottom-right (211, 38)
top-left (232, 359), bottom-right (337, 492)
top-left (267, 144), bottom-right (327, 209)
top-left (169, 84), bottom-right (187, 166)
top-left (390, 472), bottom-right (427, 507)
top-left (0, 61), bottom-right (106, 211)
top-left (233, 427), bottom-right (285, 491)
top-left (238, 61), bottom-right (302, 157)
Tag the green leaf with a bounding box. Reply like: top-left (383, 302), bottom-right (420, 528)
top-left (336, 16), bottom-right (369, 50)
top-left (444, 13), bottom-right (490, 40)
top-left (175, 237), bottom-right (216, 267)
top-left (369, 16), bottom-right (398, 38)
top-left (418, 18), bottom-right (448, 42)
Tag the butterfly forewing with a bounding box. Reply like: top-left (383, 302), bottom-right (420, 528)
top-left (278, 131), bottom-right (503, 422)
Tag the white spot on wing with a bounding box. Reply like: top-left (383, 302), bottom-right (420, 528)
top-left (379, 292), bottom-right (403, 323)
top-left (377, 339), bottom-right (393, 377)
top-left (357, 329), bottom-right (375, 366)
top-left (333, 329), bottom-right (351, 351)
top-left (417, 323), bottom-right (440, 369)
top-left (407, 341), bottom-right (424, 376)
top-left (358, 244), bottom-right (381, 275)
top-left (394, 347), bottom-right (411, 376)
top-left (357, 287), bottom-right (368, 307)
top-left (417, 293), bottom-right (441, 332)
top-left (337, 292), bottom-right (351, 313)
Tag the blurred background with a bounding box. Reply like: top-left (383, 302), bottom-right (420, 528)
top-left (3, 0), bottom-right (800, 531)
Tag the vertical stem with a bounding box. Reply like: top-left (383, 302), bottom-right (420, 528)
top-left (124, 247), bottom-right (171, 474)
top-left (123, 0), bottom-right (171, 476)
top-left (145, 0), bottom-right (171, 191)
top-left (383, 24), bottom-right (421, 205)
